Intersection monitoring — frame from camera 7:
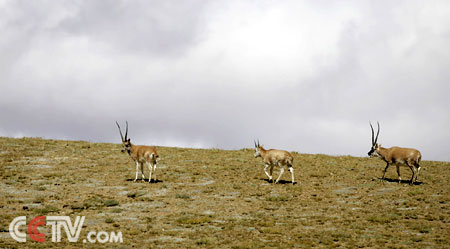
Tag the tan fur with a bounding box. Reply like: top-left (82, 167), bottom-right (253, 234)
top-left (371, 144), bottom-right (422, 184)
top-left (128, 144), bottom-right (159, 164)
top-left (122, 141), bottom-right (160, 183)
top-left (259, 147), bottom-right (293, 166)
top-left (255, 145), bottom-right (295, 184)
top-left (116, 121), bottom-right (159, 183)
top-left (376, 146), bottom-right (421, 166)
top-left (368, 122), bottom-right (422, 184)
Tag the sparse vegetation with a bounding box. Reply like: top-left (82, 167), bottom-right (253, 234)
top-left (33, 205), bottom-right (59, 215)
top-left (105, 217), bottom-right (114, 223)
top-left (176, 215), bottom-right (212, 225)
top-left (175, 193), bottom-right (190, 199)
top-left (0, 136), bottom-right (449, 248)
top-left (265, 195), bottom-right (290, 202)
top-left (104, 199), bottom-right (119, 207)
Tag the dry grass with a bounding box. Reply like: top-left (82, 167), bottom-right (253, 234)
top-left (0, 137), bottom-right (449, 248)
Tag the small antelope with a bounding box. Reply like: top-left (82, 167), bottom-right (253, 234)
top-left (368, 122), bottom-right (422, 184)
top-left (254, 140), bottom-right (295, 185)
top-left (116, 121), bottom-right (159, 183)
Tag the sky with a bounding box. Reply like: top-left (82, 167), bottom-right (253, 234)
top-left (1, 0), bottom-right (449, 161)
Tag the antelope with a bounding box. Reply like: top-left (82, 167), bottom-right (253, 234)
top-left (116, 121), bottom-right (159, 183)
top-left (368, 122), bottom-right (422, 185)
top-left (254, 140), bottom-right (295, 185)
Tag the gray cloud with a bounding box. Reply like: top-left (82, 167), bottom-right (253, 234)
top-left (57, 0), bottom-right (208, 57)
top-left (1, 0), bottom-right (449, 161)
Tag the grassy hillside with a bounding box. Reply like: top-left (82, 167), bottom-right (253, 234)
top-left (1, 137), bottom-right (449, 248)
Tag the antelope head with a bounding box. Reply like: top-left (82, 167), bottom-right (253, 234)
top-left (368, 122), bottom-right (381, 158)
top-left (254, 140), bottom-right (262, 158)
top-left (116, 121), bottom-right (131, 153)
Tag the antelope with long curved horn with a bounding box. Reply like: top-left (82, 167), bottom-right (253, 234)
top-left (254, 140), bottom-right (295, 185)
top-left (368, 122), bottom-right (422, 184)
top-left (116, 121), bottom-right (159, 183)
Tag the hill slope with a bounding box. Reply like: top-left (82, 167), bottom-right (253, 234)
top-left (1, 137), bottom-right (449, 248)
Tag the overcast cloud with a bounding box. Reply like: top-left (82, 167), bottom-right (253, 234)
top-left (1, 0), bottom-right (449, 161)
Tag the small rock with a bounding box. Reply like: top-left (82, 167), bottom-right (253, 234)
top-left (71, 203), bottom-right (84, 210)
top-left (202, 210), bottom-right (215, 216)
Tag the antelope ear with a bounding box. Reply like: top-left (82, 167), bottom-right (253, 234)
top-left (127, 138), bottom-right (131, 143)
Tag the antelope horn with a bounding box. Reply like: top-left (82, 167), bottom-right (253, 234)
top-left (370, 122), bottom-right (375, 145)
top-left (125, 121), bottom-right (129, 141)
top-left (116, 121), bottom-right (124, 141)
top-left (374, 121), bottom-right (380, 145)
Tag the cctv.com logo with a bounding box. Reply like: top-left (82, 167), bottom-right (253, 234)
top-left (9, 216), bottom-right (123, 243)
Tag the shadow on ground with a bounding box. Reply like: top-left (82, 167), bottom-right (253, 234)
top-left (380, 177), bottom-right (423, 185)
top-left (260, 178), bottom-right (295, 185)
top-left (125, 178), bottom-right (164, 183)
